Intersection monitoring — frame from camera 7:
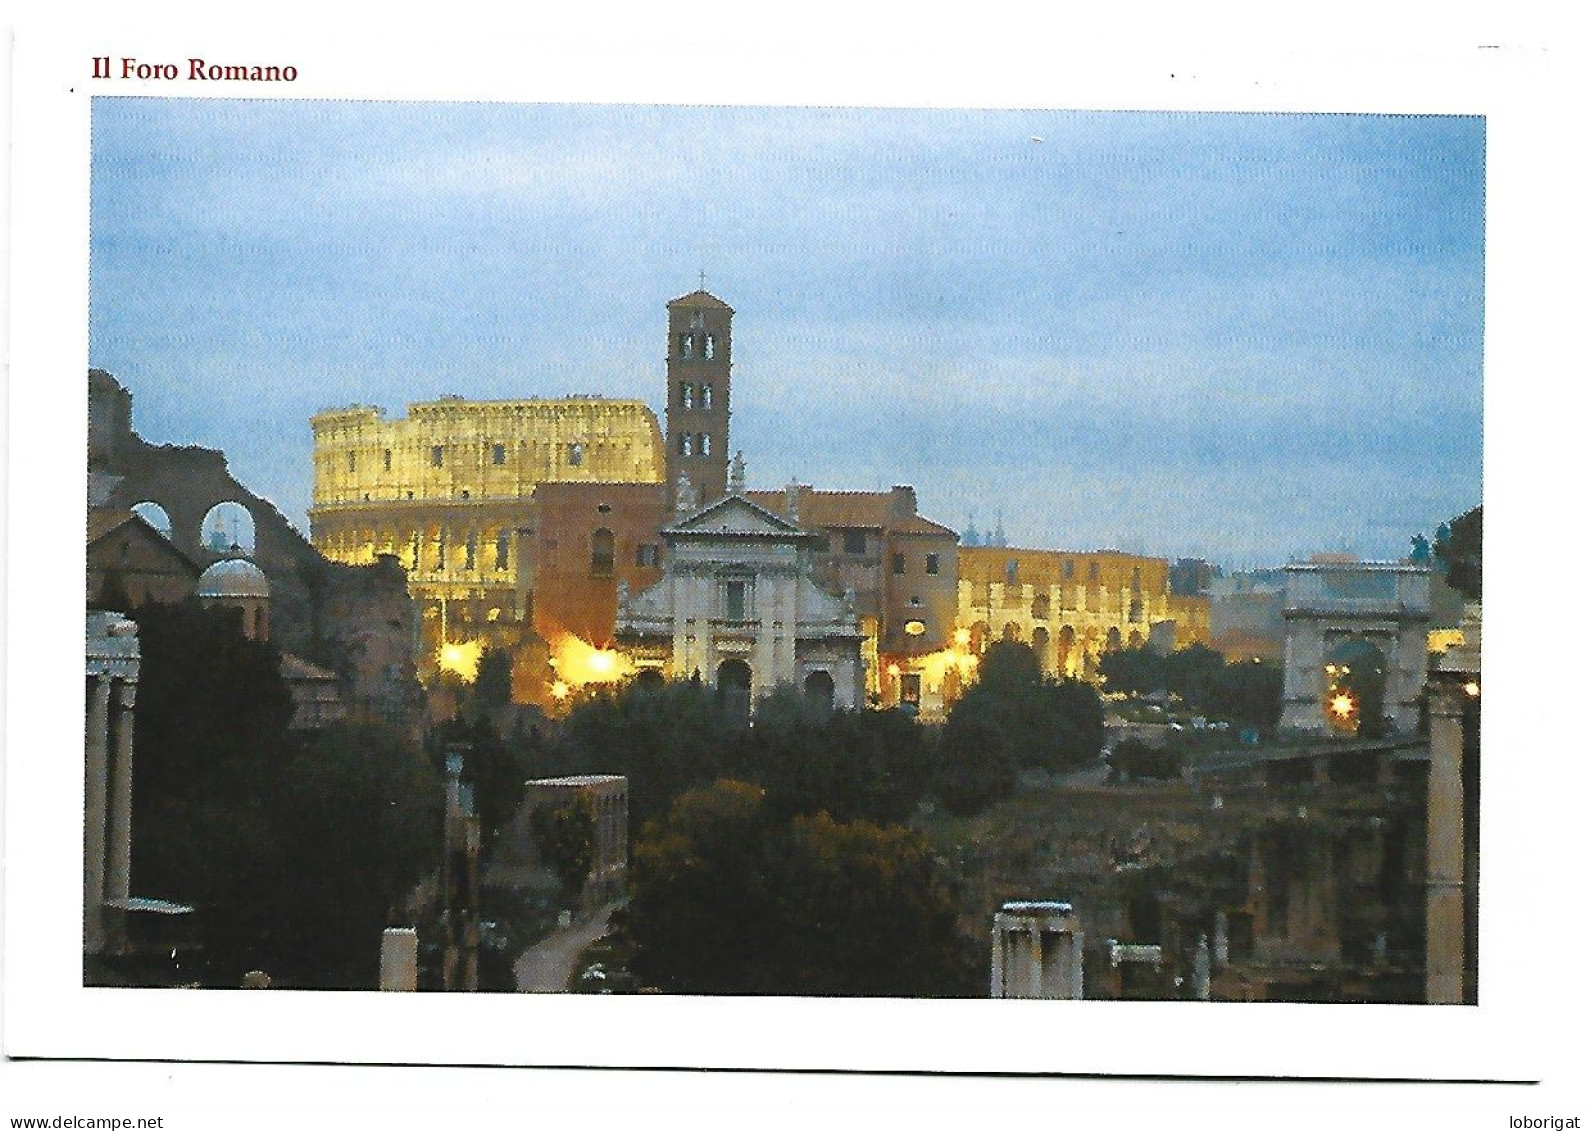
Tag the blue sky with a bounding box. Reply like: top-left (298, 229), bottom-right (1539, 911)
top-left (89, 99), bottom-right (1483, 566)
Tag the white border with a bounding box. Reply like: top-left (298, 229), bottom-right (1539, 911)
top-left (6, 2), bottom-right (1586, 1104)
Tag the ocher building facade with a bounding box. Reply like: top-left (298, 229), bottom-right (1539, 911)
top-left (957, 546), bottom-right (1209, 679)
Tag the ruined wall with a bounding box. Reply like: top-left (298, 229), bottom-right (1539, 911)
top-left (88, 370), bottom-right (422, 723)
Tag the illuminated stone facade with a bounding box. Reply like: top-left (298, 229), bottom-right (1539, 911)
top-left (616, 490), bottom-right (866, 718)
top-left (957, 546), bottom-right (1209, 680)
top-left (309, 394), bottom-right (667, 676)
top-left (747, 485), bottom-right (960, 713)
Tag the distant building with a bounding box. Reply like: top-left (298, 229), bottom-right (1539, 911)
top-left (87, 509), bottom-right (200, 609)
top-left (498, 775), bottom-right (630, 909)
top-left (957, 546), bottom-right (1209, 679)
top-left (617, 469), bottom-right (866, 720)
top-left (1209, 569), bottom-right (1287, 662)
top-left (747, 484), bottom-right (959, 712)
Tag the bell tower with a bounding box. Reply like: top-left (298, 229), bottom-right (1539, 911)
top-left (665, 286), bottom-right (733, 510)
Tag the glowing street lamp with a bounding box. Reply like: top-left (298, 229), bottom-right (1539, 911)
top-left (953, 627), bottom-right (972, 648)
top-left (1330, 692), bottom-right (1356, 719)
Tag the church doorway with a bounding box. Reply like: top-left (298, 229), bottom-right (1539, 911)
top-left (717, 659), bottom-right (752, 727)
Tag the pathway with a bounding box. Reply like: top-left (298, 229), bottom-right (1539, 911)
top-left (513, 901), bottom-right (622, 993)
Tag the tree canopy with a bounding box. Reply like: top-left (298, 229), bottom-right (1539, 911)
top-left (1434, 505), bottom-right (1482, 601)
top-left (128, 601), bottom-right (440, 988)
top-left (624, 780), bottom-right (978, 996)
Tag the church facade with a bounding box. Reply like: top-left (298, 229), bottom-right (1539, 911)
top-left (616, 470), bottom-right (866, 719)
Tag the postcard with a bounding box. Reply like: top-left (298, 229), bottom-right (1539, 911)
top-left (6, 7), bottom-right (1581, 1111)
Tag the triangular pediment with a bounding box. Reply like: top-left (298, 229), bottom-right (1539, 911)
top-left (666, 494), bottom-right (806, 538)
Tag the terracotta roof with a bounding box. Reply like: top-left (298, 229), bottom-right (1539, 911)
top-left (666, 289), bottom-right (734, 312)
top-left (745, 488), bottom-right (957, 535)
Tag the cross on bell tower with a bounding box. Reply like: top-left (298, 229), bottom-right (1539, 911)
top-left (664, 284), bottom-right (733, 510)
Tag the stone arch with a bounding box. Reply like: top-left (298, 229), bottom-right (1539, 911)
top-left (1032, 592), bottom-right (1050, 620)
top-left (1128, 629), bottom-right (1144, 648)
top-left (1002, 622), bottom-right (1021, 643)
top-left (970, 621), bottom-right (993, 653)
top-left (717, 658), bottom-right (752, 727)
top-left (633, 668), bottom-right (665, 691)
top-left (1320, 636), bottom-right (1391, 737)
top-left (804, 670), bottom-right (835, 718)
top-left (1106, 626), bottom-right (1122, 651)
top-left (200, 501), bottom-right (255, 556)
top-left (1031, 626), bottom-right (1051, 674)
top-left (1057, 624), bottom-right (1077, 676)
top-left (1278, 563), bottom-right (1431, 734)
top-left (131, 501), bottom-right (172, 539)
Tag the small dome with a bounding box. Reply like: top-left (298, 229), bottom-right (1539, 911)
top-left (197, 558), bottom-right (270, 599)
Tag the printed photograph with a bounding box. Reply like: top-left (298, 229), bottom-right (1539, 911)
top-left (83, 99), bottom-right (1483, 1003)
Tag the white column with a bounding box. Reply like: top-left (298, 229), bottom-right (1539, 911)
top-left (107, 679), bottom-right (137, 904)
top-left (84, 675), bottom-right (111, 954)
top-left (1426, 681), bottom-right (1466, 1004)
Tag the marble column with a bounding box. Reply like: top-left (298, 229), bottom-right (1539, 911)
top-left (84, 675), bottom-right (111, 955)
top-left (1426, 680), bottom-right (1466, 1004)
top-left (107, 679), bottom-right (137, 905)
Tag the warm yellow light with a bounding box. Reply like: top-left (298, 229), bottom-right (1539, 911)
top-left (953, 627), bottom-right (972, 648)
top-left (1330, 693), bottom-right (1356, 718)
top-left (436, 639), bottom-right (483, 681)
top-left (551, 680), bottom-right (570, 701)
top-left (551, 635), bottom-right (632, 686)
top-left (1464, 681), bottom-right (1480, 698)
top-left (904, 620), bottom-right (926, 636)
top-left (886, 663), bottom-right (901, 677)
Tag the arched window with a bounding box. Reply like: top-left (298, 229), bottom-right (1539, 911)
top-left (699, 433), bottom-right (712, 457)
top-left (1032, 593), bottom-right (1050, 619)
top-left (464, 532), bottom-right (477, 571)
top-left (682, 383), bottom-right (695, 409)
top-left (569, 442), bottom-right (584, 466)
top-left (705, 334), bottom-right (717, 360)
top-left (590, 528), bottom-right (615, 577)
top-left (679, 333), bottom-right (693, 358)
top-left (679, 433), bottom-right (694, 457)
top-left (496, 530), bottom-right (511, 571)
top-left (701, 383), bottom-right (713, 409)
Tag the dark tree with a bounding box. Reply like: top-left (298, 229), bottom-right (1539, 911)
top-left (551, 678), bottom-right (740, 828)
top-left (939, 643), bottom-right (1105, 790)
top-left (934, 710), bottom-right (1017, 816)
top-left (127, 601), bottom-right (440, 988)
top-left (1434, 505), bottom-right (1482, 601)
top-left (531, 799), bottom-right (597, 902)
top-left (625, 780), bottom-right (978, 996)
top-left (469, 646), bottom-right (515, 717)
